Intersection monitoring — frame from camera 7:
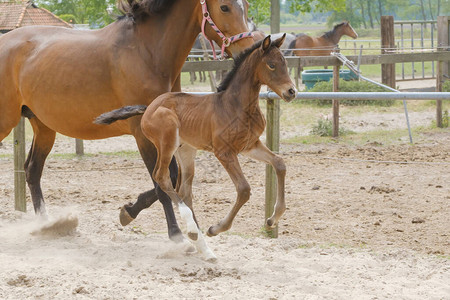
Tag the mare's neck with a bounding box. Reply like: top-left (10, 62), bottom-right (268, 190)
top-left (132, 0), bottom-right (201, 88)
top-left (330, 26), bottom-right (345, 44)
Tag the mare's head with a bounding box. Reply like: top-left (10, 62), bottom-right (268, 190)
top-left (200, 0), bottom-right (254, 58)
top-left (340, 21), bottom-right (358, 39)
top-left (255, 35), bottom-right (297, 102)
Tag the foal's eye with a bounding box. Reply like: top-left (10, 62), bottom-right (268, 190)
top-left (220, 5), bottom-right (229, 12)
top-left (267, 63), bottom-right (275, 70)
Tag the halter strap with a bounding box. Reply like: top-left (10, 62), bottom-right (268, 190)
top-left (200, 0), bottom-right (253, 60)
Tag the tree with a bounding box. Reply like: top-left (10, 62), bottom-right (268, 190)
top-left (327, 0), bottom-right (364, 28)
top-left (248, 0), bottom-right (346, 25)
top-left (36, 0), bottom-right (117, 28)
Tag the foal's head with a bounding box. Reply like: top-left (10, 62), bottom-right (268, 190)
top-left (255, 35), bottom-right (297, 102)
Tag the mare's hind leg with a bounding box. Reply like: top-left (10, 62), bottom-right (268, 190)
top-left (119, 157), bottom-right (178, 226)
top-left (25, 117), bottom-right (56, 217)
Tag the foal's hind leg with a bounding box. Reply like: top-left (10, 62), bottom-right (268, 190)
top-left (175, 144), bottom-right (198, 224)
top-left (131, 119), bottom-right (183, 243)
top-left (25, 117), bottom-right (56, 217)
top-left (143, 109), bottom-right (215, 261)
top-left (243, 141), bottom-right (286, 228)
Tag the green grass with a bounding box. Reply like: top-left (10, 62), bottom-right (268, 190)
top-left (285, 125), bottom-right (448, 146)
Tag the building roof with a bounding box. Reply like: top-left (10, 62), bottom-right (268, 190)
top-left (0, 1), bottom-right (72, 32)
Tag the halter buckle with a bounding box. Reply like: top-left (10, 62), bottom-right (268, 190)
top-left (200, 0), bottom-right (205, 4)
top-left (223, 38), bottom-right (231, 47)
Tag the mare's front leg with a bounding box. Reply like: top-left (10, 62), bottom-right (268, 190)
top-left (131, 119), bottom-right (183, 243)
top-left (119, 157), bottom-right (178, 226)
top-left (25, 116), bottom-right (56, 217)
top-left (119, 77), bottom-right (182, 227)
top-left (207, 151), bottom-right (251, 237)
top-left (243, 140), bottom-right (286, 228)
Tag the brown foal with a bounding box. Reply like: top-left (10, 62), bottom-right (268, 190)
top-left (96, 35), bottom-right (296, 259)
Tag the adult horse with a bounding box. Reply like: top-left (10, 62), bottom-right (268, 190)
top-left (95, 35), bottom-right (296, 259)
top-left (0, 0), bottom-right (253, 243)
top-left (287, 21), bottom-right (358, 56)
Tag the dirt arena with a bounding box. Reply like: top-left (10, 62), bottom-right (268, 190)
top-left (0, 119), bottom-right (449, 299)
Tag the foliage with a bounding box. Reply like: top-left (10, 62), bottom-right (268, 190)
top-left (58, 14), bottom-right (78, 24)
top-left (310, 118), bottom-right (353, 136)
top-left (286, 0), bottom-right (346, 14)
top-left (443, 81), bottom-right (450, 92)
top-left (303, 79), bottom-right (396, 106)
top-left (248, 0), bottom-right (346, 26)
top-left (443, 110), bottom-right (449, 128)
top-left (248, 0), bottom-right (271, 26)
top-left (35, 0), bottom-right (117, 28)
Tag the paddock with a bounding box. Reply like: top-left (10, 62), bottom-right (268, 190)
top-left (1, 100), bottom-right (449, 298)
top-left (1, 13), bottom-right (450, 298)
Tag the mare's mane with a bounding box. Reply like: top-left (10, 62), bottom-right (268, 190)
top-left (321, 22), bottom-right (346, 39)
top-left (118, 0), bottom-right (177, 22)
top-left (217, 39), bottom-right (267, 92)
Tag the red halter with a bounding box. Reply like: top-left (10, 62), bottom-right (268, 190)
top-left (200, 0), bottom-right (254, 60)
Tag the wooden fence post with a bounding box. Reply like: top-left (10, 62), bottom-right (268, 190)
top-left (265, 0), bottom-right (280, 238)
top-left (198, 35), bottom-right (217, 92)
top-left (14, 117), bottom-right (26, 212)
top-left (75, 139), bottom-right (84, 155)
top-left (381, 16), bottom-right (396, 89)
top-left (436, 16), bottom-right (449, 128)
top-left (332, 64), bottom-right (340, 137)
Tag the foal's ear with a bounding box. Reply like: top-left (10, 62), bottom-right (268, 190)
top-left (262, 35), bottom-right (271, 52)
top-left (273, 33), bottom-right (286, 49)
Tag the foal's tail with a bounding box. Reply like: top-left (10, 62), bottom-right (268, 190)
top-left (94, 105), bottom-right (147, 125)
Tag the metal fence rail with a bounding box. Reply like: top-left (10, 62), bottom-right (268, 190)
top-left (187, 91), bottom-right (450, 101)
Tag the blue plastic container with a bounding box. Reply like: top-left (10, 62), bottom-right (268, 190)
top-left (301, 69), bottom-right (358, 90)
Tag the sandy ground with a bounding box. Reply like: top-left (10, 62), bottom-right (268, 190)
top-left (1, 121), bottom-right (449, 299)
top-left (1, 79), bottom-right (449, 299)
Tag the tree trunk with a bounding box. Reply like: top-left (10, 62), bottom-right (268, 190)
top-left (377, 0), bottom-right (383, 20)
top-left (359, 0), bottom-right (367, 29)
top-left (419, 0), bottom-right (427, 20)
top-left (428, 0), bottom-right (434, 20)
top-left (367, 0), bottom-right (374, 29)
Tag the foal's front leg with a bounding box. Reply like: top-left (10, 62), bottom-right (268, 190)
top-left (207, 151), bottom-right (251, 237)
top-left (243, 140), bottom-right (286, 228)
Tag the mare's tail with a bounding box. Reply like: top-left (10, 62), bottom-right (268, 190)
top-left (94, 105), bottom-right (147, 125)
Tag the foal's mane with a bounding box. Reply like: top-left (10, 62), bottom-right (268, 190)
top-left (118, 0), bottom-right (177, 22)
top-left (217, 40), bottom-right (265, 92)
top-left (322, 22), bottom-right (346, 39)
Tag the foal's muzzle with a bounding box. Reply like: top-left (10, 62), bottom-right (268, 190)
top-left (282, 87), bottom-right (297, 102)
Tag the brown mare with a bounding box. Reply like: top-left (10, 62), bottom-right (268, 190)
top-left (0, 0), bottom-right (253, 243)
top-left (95, 35), bottom-right (297, 260)
top-left (287, 21), bottom-right (358, 56)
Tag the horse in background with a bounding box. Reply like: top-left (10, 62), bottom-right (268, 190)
top-left (287, 21), bottom-right (358, 56)
top-left (248, 19), bottom-right (295, 53)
